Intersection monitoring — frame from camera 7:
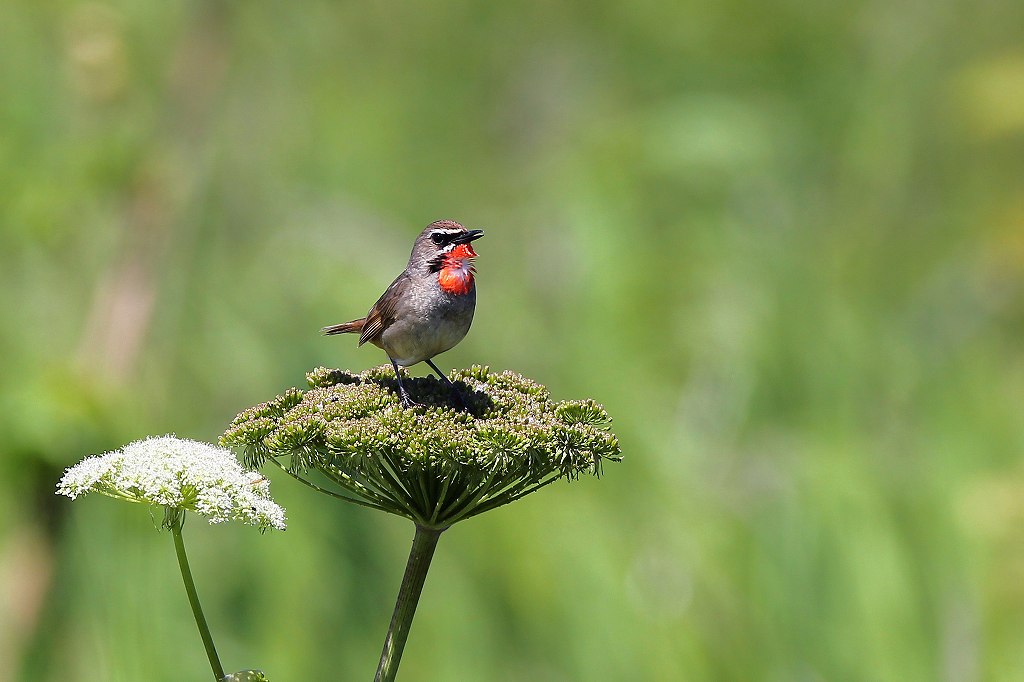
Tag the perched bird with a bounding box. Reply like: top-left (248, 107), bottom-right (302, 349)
top-left (321, 219), bottom-right (484, 408)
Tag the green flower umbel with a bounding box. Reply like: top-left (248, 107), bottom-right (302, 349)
top-left (221, 365), bottom-right (621, 529)
top-left (221, 365), bottom-right (620, 682)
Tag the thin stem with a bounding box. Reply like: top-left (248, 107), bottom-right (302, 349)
top-left (374, 524), bottom-right (444, 682)
top-left (171, 512), bottom-right (225, 681)
top-left (457, 475), bottom-right (561, 523)
top-left (428, 477), bottom-right (453, 525)
top-left (268, 457), bottom-right (399, 513)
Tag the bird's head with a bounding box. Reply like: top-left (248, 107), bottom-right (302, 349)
top-left (410, 221), bottom-right (484, 290)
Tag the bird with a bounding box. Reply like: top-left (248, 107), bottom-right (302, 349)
top-left (321, 219), bottom-right (484, 409)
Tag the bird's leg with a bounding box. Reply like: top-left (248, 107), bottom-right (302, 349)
top-left (425, 359), bottom-right (466, 411)
top-left (424, 359), bottom-right (453, 387)
top-left (390, 357), bottom-right (421, 408)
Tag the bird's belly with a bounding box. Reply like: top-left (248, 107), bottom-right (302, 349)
top-left (380, 304), bottom-right (474, 367)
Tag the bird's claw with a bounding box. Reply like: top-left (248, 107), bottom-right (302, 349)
top-left (400, 394), bottom-right (423, 409)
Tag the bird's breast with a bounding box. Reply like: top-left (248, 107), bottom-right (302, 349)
top-left (438, 261), bottom-right (475, 295)
top-left (379, 284), bottom-right (476, 365)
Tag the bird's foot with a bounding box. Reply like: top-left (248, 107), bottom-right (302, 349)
top-left (399, 390), bottom-right (423, 409)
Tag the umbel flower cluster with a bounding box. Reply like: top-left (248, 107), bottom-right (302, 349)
top-left (221, 365), bottom-right (621, 528)
top-left (57, 436), bottom-right (287, 531)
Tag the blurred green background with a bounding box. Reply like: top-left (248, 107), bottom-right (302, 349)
top-left (2, 0), bottom-right (1024, 679)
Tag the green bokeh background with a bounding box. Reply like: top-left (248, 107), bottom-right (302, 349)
top-left (3, 0), bottom-right (1024, 680)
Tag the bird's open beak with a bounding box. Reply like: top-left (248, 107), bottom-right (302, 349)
top-left (454, 229), bottom-right (484, 244)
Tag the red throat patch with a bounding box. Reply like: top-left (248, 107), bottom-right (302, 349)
top-left (451, 243), bottom-right (476, 259)
top-left (438, 244), bottom-right (476, 295)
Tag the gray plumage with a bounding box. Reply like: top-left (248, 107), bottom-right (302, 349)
top-left (321, 219), bottom-right (484, 408)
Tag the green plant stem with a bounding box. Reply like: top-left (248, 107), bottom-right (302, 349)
top-left (172, 513), bottom-right (225, 681)
top-left (374, 524), bottom-right (444, 682)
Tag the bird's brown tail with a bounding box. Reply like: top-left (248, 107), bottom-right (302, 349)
top-left (321, 318), bottom-right (366, 335)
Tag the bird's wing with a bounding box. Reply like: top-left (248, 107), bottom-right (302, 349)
top-left (359, 273), bottom-right (410, 346)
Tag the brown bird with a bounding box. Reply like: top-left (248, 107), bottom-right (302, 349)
top-left (321, 220), bottom-right (484, 408)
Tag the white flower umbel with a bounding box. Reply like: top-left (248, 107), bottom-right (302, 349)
top-left (58, 436), bottom-right (283, 680)
top-left (58, 436), bottom-right (286, 531)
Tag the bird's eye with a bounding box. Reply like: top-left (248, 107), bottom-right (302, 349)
top-left (430, 233), bottom-right (445, 246)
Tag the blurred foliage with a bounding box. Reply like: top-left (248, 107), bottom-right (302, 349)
top-left (1, 0), bottom-right (1023, 680)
